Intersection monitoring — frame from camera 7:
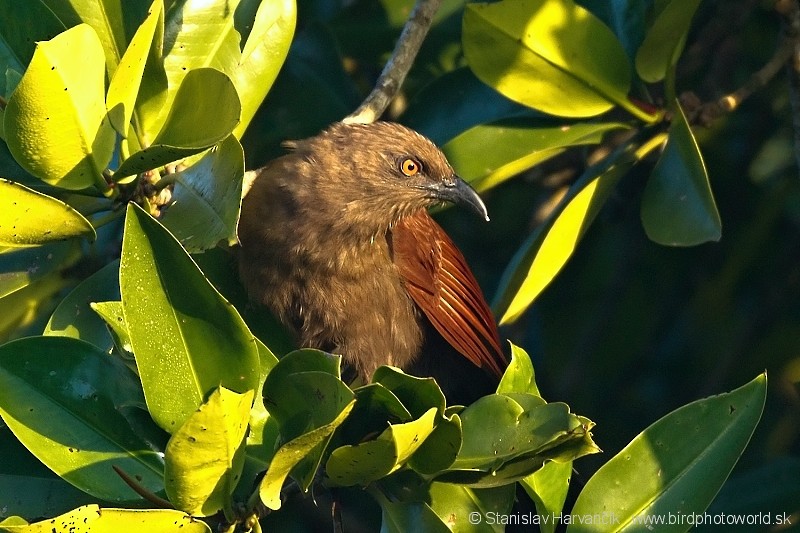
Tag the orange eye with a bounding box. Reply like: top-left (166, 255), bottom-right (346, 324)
top-left (400, 158), bottom-right (420, 177)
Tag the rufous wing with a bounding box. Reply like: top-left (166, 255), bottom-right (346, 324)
top-left (391, 210), bottom-right (506, 377)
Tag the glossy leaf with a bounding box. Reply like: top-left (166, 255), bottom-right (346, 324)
top-left (0, 241), bottom-right (79, 300)
top-left (4, 24), bottom-right (114, 190)
top-left (0, 336), bottom-right (165, 503)
top-left (520, 461), bottom-right (573, 533)
top-left (165, 387), bottom-right (254, 516)
top-left (496, 343), bottom-right (541, 397)
top-left (232, 0), bottom-right (296, 137)
top-left (106, 0), bottom-right (163, 134)
top-left (463, 0), bottom-right (631, 117)
top-left (259, 400), bottom-right (355, 510)
top-left (428, 482), bottom-right (516, 533)
top-left (493, 157), bottom-right (635, 325)
top-left (401, 67), bottom-right (533, 145)
top-left (0, 0), bottom-right (66, 86)
top-left (90, 301), bottom-right (133, 356)
top-left (44, 260), bottom-right (120, 352)
top-left (0, 505), bottom-right (211, 533)
top-left (641, 103), bottom-right (721, 245)
top-left (159, 135), bottom-right (244, 252)
top-left (568, 374), bottom-right (767, 533)
top-left (372, 366), bottom-right (446, 418)
top-left (444, 119), bottom-right (628, 192)
top-left (326, 408), bottom-right (437, 486)
top-left (379, 500), bottom-right (451, 533)
top-left (407, 413), bottom-right (462, 476)
top-left (114, 68), bottom-right (240, 178)
top-left (120, 203), bottom-right (259, 432)
top-left (0, 180), bottom-right (95, 246)
top-left (635, 0), bottom-right (702, 83)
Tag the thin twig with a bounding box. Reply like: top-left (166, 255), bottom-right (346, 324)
top-left (112, 465), bottom-right (173, 509)
top-left (343, 0), bottom-right (443, 124)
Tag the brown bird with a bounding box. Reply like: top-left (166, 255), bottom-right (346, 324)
top-left (237, 122), bottom-right (506, 395)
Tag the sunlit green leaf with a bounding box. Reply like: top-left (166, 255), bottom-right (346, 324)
top-left (4, 24), bottom-right (115, 190)
top-left (0, 241), bottom-right (80, 300)
top-left (0, 505), bottom-right (211, 533)
top-left (372, 366), bottom-right (446, 418)
top-left (444, 119), bottom-right (628, 192)
top-left (428, 482), bottom-right (515, 533)
top-left (0, 180), bottom-right (95, 246)
top-left (232, 0), bottom-right (296, 137)
top-left (159, 135), bottom-right (244, 252)
top-left (114, 68), bottom-right (240, 178)
top-left (0, 336), bottom-right (165, 503)
top-left (165, 387), bottom-right (254, 516)
top-left (106, 0), bottom-right (163, 135)
top-left (496, 343), bottom-right (541, 397)
top-left (635, 0), bottom-right (702, 83)
top-left (326, 408), bottom-right (437, 486)
top-left (120, 203), bottom-right (259, 432)
top-left (641, 103), bottom-right (721, 246)
top-left (463, 0), bottom-right (631, 117)
top-left (493, 156), bottom-right (635, 325)
top-left (568, 374), bottom-right (767, 533)
top-left (259, 400), bottom-right (355, 510)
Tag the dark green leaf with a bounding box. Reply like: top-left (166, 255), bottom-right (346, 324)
top-left (372, 366), bottom-right (446, 418)
top-left (0, 336), bottom-right (165, 503)
top-left (428, 482), bottom-right (515, 533)
top-left (520, 461), bottom-right (573, 533)
top-left (641, 103), bottom-right (721, 246)
top-left (635, 0), bottom-right (702, 83)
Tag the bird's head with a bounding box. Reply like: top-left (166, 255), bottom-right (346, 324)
top-left (284, 122), bottom-right (488, 235)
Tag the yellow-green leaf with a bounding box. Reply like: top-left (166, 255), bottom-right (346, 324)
top-left (463, 0), bottom-right (631, 118)
top-left (4, 24), bottom-right (114, 190)
top-left (0, 179), bottom-right (95, 246)
top-left (0, 505), bottom-right (211, 533)
top-left (635, 0), bottom-right (702, 83)
top-left (165, 387), bottom-right (254, 516)
top-left (106, 0), bottom-right (163, 135)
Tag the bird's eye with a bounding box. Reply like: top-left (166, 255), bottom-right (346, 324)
top-left (399, 158), bottom-right (421, 177)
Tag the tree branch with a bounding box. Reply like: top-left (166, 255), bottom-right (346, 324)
top-left (343, 0), bottom-right (443, 124)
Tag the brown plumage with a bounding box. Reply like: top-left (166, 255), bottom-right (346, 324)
top-left (237, 121), bottom-right (506, 387)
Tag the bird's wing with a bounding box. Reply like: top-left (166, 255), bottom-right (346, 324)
top-left (392, 210), bottom-right (506, 377)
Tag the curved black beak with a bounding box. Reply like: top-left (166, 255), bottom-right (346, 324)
top-left (426, 176), bottom-right (489, 221)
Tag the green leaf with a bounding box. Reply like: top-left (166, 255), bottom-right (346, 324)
top-left (115, 68), bottom-right (241, 178)
top-left (444, 119), bottom-right (628, 192)
top-left (4, 24), bottom-right (115, 190)
top-left (0, 180), bottom-right (95, 246)
top-left (232, 0), bottom-right (296, 137)
top-left (326, 408), bottom-right (438, 486)
top-left (407, 413), bottom-right (462, 476)
top-left (120, 203), bottom-right (259, 432)
top-left (0, 0), bottom-right (66, 89)
top-left (568, 373), bottom-right (767, 533)
top-left (259, 400), bottom-right (355, 510)
top-left (641, 103), bottom-right (721, 246)
top-left (635, 0), bottom-right (702, 83)
top-left (165, 387), bottom-right (254, 516)
top-left (159, 135), bottom-right (244, 252)
top-left (106, 0), bottom-right (163, 135)
top-left (402, 67), bottom-right (532, 145)
top-left (428, 482), bottom-right (516, 533)
top-left (0, 505), bottom-right (211, 533)
top-left (0, 241), bottom-right (80, 300)
top-left (379, 500), bottom-right (451, 533)
top-left (0, 336), bottom-right (165, 503)
top-left (496, 343), bottom-right (541, 396)
top-left (520, 461), bottom-right (573, 533)
top-left (44, 260), bottom-right (120, 352)
top-left (493, 156), bottom-right (635, 325)
top-left (90, 300), bottom-right (133, 357)
top-left (246, 337), bottom-right (280, 466)
top-left (372, 366), bottom-right (446, 418)
top-left (463, 0), bottom-right (631, 117)
top-left (263, 350), bottom-right (355, 489)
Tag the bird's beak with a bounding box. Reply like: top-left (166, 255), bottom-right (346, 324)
top-left (427, 176), bottom-right (489, 221)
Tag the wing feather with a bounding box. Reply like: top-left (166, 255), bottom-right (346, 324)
top-left (391, 210), bottom-right (506, 377)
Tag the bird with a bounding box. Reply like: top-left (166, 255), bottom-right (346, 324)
top-left (237, 121), bottom-right (506, 397)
